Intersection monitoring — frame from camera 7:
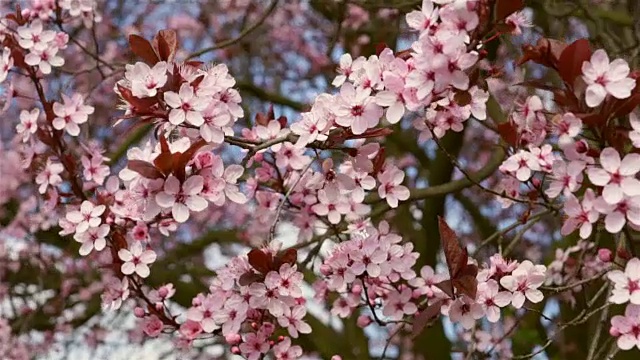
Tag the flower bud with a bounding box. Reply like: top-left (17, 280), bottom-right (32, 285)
top-left (231, 346), bottom-right (241, 355)
top-left (133, 307), bottom-right (145, 318)
top-left (597, 248), bottom-right (612, 263)
top-left (225, 333), bottom-right (241, 345)
top-left (357, 315), bottom-right (372, 328)
top-left (610, 327), bottom-right (620, 337)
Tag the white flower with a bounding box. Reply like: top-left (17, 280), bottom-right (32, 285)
top-left (156, 175), bottom-right (208, 223)
top-left (118, 241), bottom-right (157, 278)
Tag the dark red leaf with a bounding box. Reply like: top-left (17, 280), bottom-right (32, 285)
top-left (159, 134), bottom-right (170, 154)
top-left (238, 272), bottom-right (265, 286)
top-left (434, 279), bottom-right (454, 299)
top-left (153, 29), bottom-right (178, 62)
top-left (495, 0), bottom-right (524, 22)
top-left (128, 34), bottom-right (159, 65)
top-left (127, 160), bottom-right (164, 179)
top-left (153, 153), bottom-right (174, 176)
top-left (454, 90), bottom-right (472, 107)
top-left (372, 147), bottom-right (386, 176)
top-left (438, 217), bottom-right (479, 299)
top-left (348, 127), bottom-right (394, 140)
top-left (411, 300), bottom-right (443, 338)
top-left (497, 121), bottom-right (519, 147)
top-left (438, 217), bottom-right (467, 278)
top-left (247, 249), bottom-right (273, 274)
top-left (452, 264), bottom-right (479, 299)
top-left (274, 248), bottom-right (298, 269)
top-left (558, 39), bottom-right (591, 88)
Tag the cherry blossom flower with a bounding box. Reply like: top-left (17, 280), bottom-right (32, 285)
top-left (142, 315), bottom-right (164, 337)
top-left (545, 160), bottom-right (584, 198)
top-left (587, 147), bottom-right (640, 204)
top-left (265, 264), bottom-right (303, 298)
top-left (311, 189), bottom-right (350, 224)
top-left (594, 195), bottom-right (640, 233)
top-left (277, 305), bottom-right (311, 338)
top-left (239, 332), bottom-right (269, 360)
top-left (499, 260), bottom-right (546, 309)
top-left (74, 223), bottom-right (109, 256)
top-left (125, 61), bottom-right (168, 98)
top-left (164, 83), bottom-right (208, 126)
top-left (52, 93), bottom-right (95, 136)
top-left (608, 258), bottom-right (640, 305)
top-left (16, 108), bottom-right (39, 142)
top-left (156, 175), bottom-right (208, 223)
top-left (561, 190), bottom-right (600, 239)
top-left (118, 241), bottom-right (157, 278)
top-left (273, 337), bottom-right (303, 360)
top-left (65, 200), bottom-right (106, 234)
top-left (500, 150), bottom-right (540, 182)
top-left (582, 49), bottom-right (635, 107)
top-left (187, 294), bottom-right (222, 332)
top-left (24, 45), bottom-right (64, 75)
top-left (505, 11), bottom-right (533, 35)
top-left (291, 111), bottom-right (329, 148)
top-left (448, 296), bottom-right (484, 329)
top-left (554, 112), bottom-right (582, 146)
top-left (406, 0), bottom-right (439, 33)
top-left (82, 155), bottom-right (110, 185)
top-left (335, 83), bottom-right (383, 135)
top-left (610, 304), bottom-right (640, 350)
top-left (377, 166), bottom-right (410, 208)
top-left (409, 265), bottom-right (447, 298)
top-left (476, 280), bottom-right (512, 323)
top-left (16, 20), bottom-right (55, 51)
top-left (382, 288), bottom-right (418, 320)
top-left (332, 54), bottom-right (362, 87)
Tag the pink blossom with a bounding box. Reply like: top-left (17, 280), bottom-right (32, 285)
top-left (82, 155), bottom-right (110, 185)
top-left (587, 147), bottom-right (640, 204)
top-left (164, 83), bottom-right (208, 126)
top-left (476, 280), bottom-right (512, 323)
top-left (382, 288), bottom-right (418, 320)
top-left (65, 200), bottom-right (106, 234)
top-left (187, 294), bottom-right (222, 332)
top-left (561, 190), bottom-right (599, 239)
top-left (24, 45), bottom-right (64, 75)
top-left (608, 258), bottom-right (640, 305)
top-left (499, 260), bottom-right (546, 309)
top-left (52, 93), bottom-right (95, 136)
top-left (545, 160), bottom-right (584, 198)
top-left (610, 304), bottom-right (640, 350)
top-left (142, 315), bottom-right (163, 337)
top-left (594, 195), bottom-right (640, 233)
top-left (0, 47), bottom-right (13, 83)
top-left (277, 305), bottom-right (311, 338)
top-left (312, 189), bottom-right (350, 224)
top-left (273, 337), bottom-right (303, 360)
top-left (36, 159), bottom-right (64, 194)
top-left (118, 241), bottom-right (157, 278)
top-left (124, 61), bottom-right (168, 98)
top-left (448, 296), bottom-right (484, 329)
top-left (265, 263), bottom-right (303, 298)
top-left (335, 83), bottom-right (383, 135)
top-left (377, 166), bottom-right (410, 208)
top-left (239, 332), bottom-right (269, 360)
top-left (500, 150), bottom-right (540, 182)
top-left (155, 175), bottom-right (208, 223)
top-left (406, 0), bottom-right (439, 33)
top-left (74, 223), bottom-right (109, 256)
top-left (16, 108), bottom-right (39, 143)
top-left (178, 320), bottom-right (202, 340)
top-left (582, 49), bottom-right (635, 107)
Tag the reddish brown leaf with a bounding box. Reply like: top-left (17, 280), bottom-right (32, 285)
top-left (348, 127), bottom-right (394, 140)
top-left (128, 34), bottom-right (159, 65)
top-left (452, 264), bottom-right (479, 299)
top-left (153, 153), bottom-right (174, 176)
top-left (117, 84), bottom-right (157, 112)
top-left (274, 248), bottom-right (298, 269)
top-left (438, 217), bottom-right (467, 278)
top-left (411, 300), bottom-right (444, 338)
top-left (372, 147), bottom-right (386, 176)
top-left (434, 279), bottom-right (454, 299)
top-left (454, 90), bottom-right (472, 107)
top-left (153, 29), bottom-right (178, 62)
top-left (127, 160), bottom-right (164, 179)
top-left (247, 249), bottom-right (273, 274)
top-left (158, 134), bottom-right (170, 154)
top-left (238, 272), bottom-right (265, 286)
top-left (495, 0), bottom-right (524, 22)
top-left (558, 39), bottom-right (591, 88)
top-left (497, 121), bottom-right (519, 147)
top-left (438, 217), bottom-right (478, 299)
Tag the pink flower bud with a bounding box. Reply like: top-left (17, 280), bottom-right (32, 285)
top-left (155, 303), bottom-right (163, 312)
top-left (134, 307), bottom-right (145, 318)
top-left (357, 315), bottom-right (372, 328)
top-left (225, 333), bottom-right (241, 345)
top-left (351, 284), bottom-right (362, 295)
top-left (531, 178), bottom-right (541, 187)
top-left (598, 248), bottom-right (612, 263)
top-left (158, 287), bottom-right (169, 298)
top-left (610, 327), bottom-right (620, 337)
top-left (320, 264), bottom-right (332, 276)
top-left (231, 346), bottom-right (241, 355)
top-left (331, 356), bottom-right (342, 360)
